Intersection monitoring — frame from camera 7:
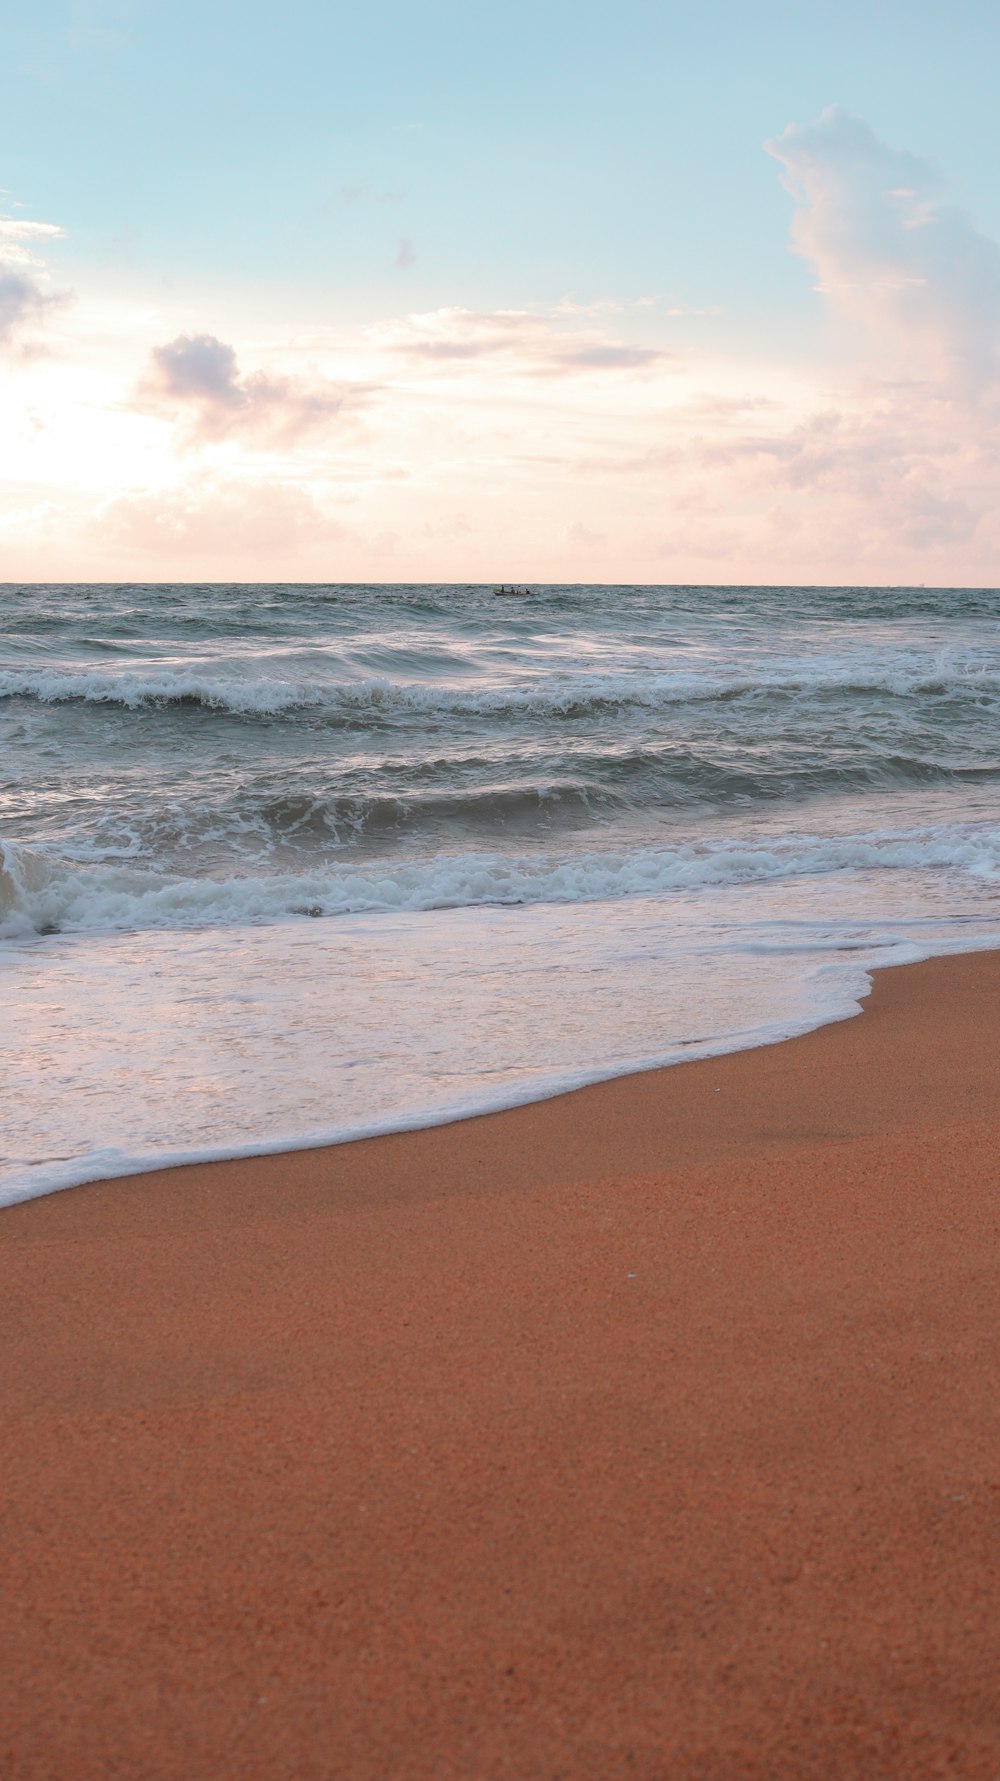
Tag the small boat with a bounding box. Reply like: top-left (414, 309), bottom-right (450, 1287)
top-left (492, 585), bottom-right (532, 597)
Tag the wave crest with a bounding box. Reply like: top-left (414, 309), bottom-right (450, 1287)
top-left (3, 662), bottom-right (1000, 724)
top-left (3, 824), bottom-right (1000, 942)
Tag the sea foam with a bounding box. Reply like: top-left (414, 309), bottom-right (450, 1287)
top-left (3, 659), bottom-right (1000, 722)
top-left (3, 820), bottom-right (1000, 941)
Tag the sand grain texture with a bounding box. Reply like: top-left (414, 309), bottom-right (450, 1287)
top-left (3, 952), bottom-right (1000, 1779)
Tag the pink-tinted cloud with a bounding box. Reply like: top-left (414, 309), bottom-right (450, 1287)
top-left (378, 305), bottom-right (671, 378)
top-left (766, 107), bottom-right (1000, 392)
top-left (136, 332), bottom-right (376, 447)
top-left (696, 399), bottom-right (983, 550)
top-left (553, 343), bottom-right (664, 372)
top-left (384, 308), bottom-right (535, 360)
top-left (99, 477), bottom-right (341, 563)
top-left (612, 106), bottom-right (998, 576)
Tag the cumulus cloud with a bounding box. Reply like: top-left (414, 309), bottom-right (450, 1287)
top-left (766, 106), bottom-right (1000, 391)
top-left (0, 213), bottom-right (67, 349)
top-left (377, 306), bottom-right (671, 378)
top-left (705, 106), bottom-right (1000, 569)
top-left (137, 332), bottom-right (376, 448)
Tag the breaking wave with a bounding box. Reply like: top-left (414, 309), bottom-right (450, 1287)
top-left (3, 661), bottom-right (1000, 723)
top-left (4, 821), bottom-right (1000, 941)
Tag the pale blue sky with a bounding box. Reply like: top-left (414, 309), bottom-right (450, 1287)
top-left (4, 0), bottom-right (1000, 351)
top-left (4, 0), bottom-right (1000, 586)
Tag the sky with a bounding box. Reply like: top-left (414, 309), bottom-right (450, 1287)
top-left (2, 0), bottom-right (1000, 585)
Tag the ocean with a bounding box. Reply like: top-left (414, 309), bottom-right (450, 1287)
top-left (4, 581), bottom-right (1000, 1206)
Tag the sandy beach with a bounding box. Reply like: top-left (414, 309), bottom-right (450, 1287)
top-left (3, 949), bottom-right (1000, 1779)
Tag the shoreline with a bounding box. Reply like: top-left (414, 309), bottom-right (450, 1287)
top-left (5, 949), bottom-right (1000, 1778)
top-left (8, 930), bottom-right (1000, 1211)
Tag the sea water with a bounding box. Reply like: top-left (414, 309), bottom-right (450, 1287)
top-left (3, 582), bottom-right (1000, 1205)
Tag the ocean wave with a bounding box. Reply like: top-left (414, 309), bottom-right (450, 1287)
top-left (4, 822), bottom-right (1000, 941)
top-left (0, 667), bottom-right (324, 717)
top-left (36, 755), bottom-right (1000, 870)
top-left (251, 779), bottom-right (625, 839)
top-left (3, 661), bottom-right (1000, 723)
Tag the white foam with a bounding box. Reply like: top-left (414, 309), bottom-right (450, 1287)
top-left (4, 880), bottom-right (1000, 1209)
top-left (3, 819), bottom-right (1000, 942)
top-left (3, 657), bottom-right (1000, 721)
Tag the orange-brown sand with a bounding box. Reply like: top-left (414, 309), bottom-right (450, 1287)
top-left (3, 951), bottom-right (1000, 1780)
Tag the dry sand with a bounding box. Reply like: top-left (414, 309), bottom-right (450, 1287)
top-left (3, 950), bottom-right (1000, 1779)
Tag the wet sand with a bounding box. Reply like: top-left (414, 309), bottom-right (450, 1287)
top-left (3, 950), bottom-right (1000, 1779)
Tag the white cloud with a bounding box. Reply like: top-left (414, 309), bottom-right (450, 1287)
top-left (0, 219), bottom-right (66, 250)
top-left (766, 106), bottom-right (1000, 392)
top-left (722, 105), bottom-right (1000, 571)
